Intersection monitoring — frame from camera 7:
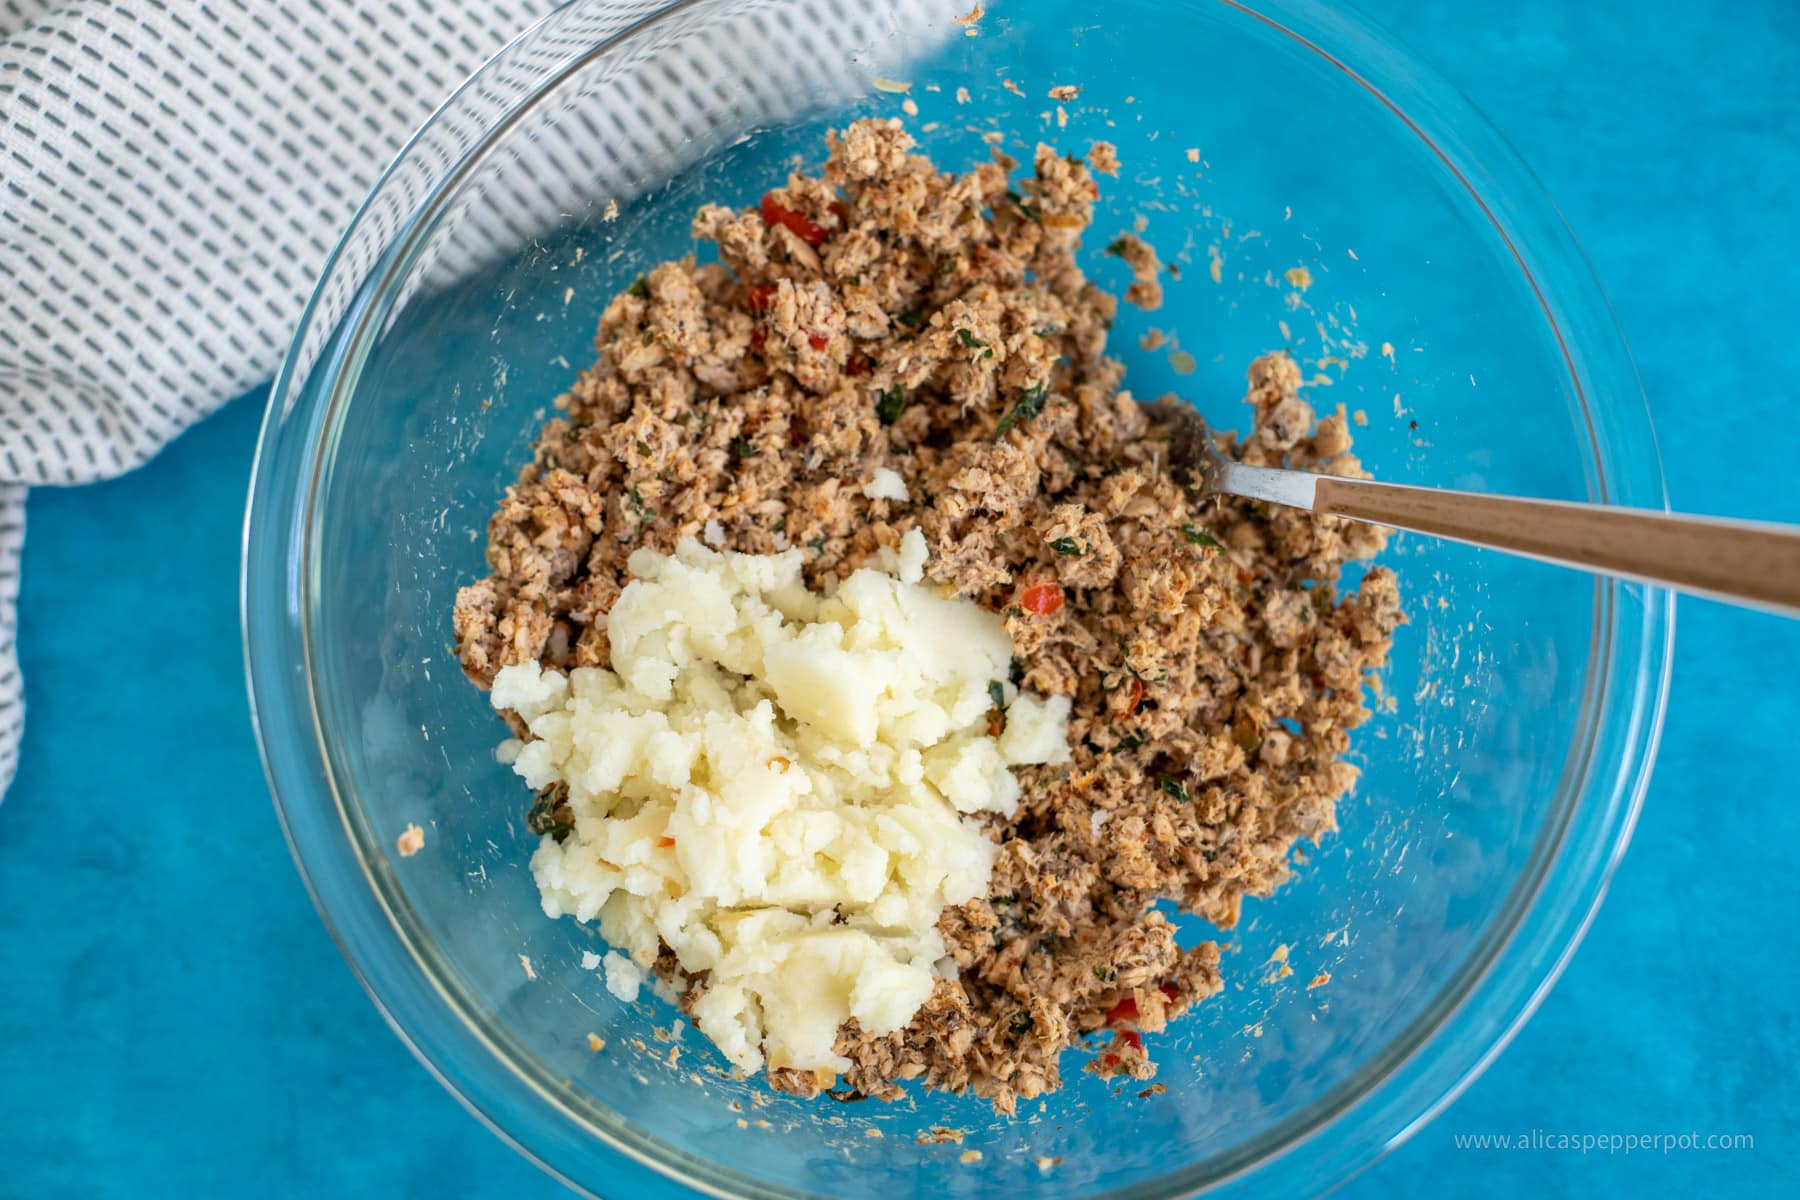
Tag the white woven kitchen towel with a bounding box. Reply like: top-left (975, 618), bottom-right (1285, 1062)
top-left (0, 0), bottom-right (953, 797)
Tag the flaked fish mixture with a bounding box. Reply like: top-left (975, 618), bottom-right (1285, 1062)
top-left (453, 118), bottom-right (1401, 1113)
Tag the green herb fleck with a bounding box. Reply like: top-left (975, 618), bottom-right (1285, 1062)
top-left (1009, 656), bottom-right (1025, 686)
top-left (626, 486), bottom-right (654, 529)
top-left (1009, 1012), bottom-right (1035, 1036)
top-left (988, 680), bottom-right (1008, 711)
top-left (876, 385), bottom-right (908, 425)
top-left (1160, 776), bottom-right (1191, 803)
top-left (807, 535), bottom-right (827, 556)
top-left (1005, 189), bottom-right (1043, 225)
top-left (991, 894), bottom-right (1018, 907)
top-left (1105, 237), bottom-right (1131, 257)
top-left (1049, 537), bottom-right (1083, 556)
top-left (1113, 637), bottom-right (1165, 683)
top-left (1118, 730), bottom-right (1147, 750)
top-left (627, 275), bottom-right (649, 299)
top-left (1092, 964), bottom-right (1112, 982)
top-left (640, 330), bottom-right (654, 346)
top-left (995, 383), bottom-right (1049, 439)
top-left (956, 328), bottom-right (988, 350)
top-left (634, 439), bottom-right (651, 456)
top-left (731, 438), bottom-right (760, 459)
top-left (896, 307), bottom-right (925, 329)
top-left (526, 783), bottom-right (575, 842)
top-left (1181, 524), bottom-right (1225, 551)
top-left (938, 257), bottom-right (958, 276)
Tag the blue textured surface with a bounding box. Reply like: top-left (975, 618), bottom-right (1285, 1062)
top-left (2, 1), bottom-right (1797, 1195)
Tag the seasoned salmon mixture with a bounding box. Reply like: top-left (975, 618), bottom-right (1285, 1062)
top-left (453, 118), bottom-right (1402, 1113)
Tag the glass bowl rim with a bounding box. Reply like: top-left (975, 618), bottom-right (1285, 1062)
top-left (241, 1), bottom-right (1675, 1196)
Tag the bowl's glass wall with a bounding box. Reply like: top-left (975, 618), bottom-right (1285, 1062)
top-left (271, 1), bottom-right (1657, 1196)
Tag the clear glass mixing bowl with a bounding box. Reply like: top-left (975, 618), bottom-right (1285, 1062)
top-left (242, 1), bottom-right (1673, 1195)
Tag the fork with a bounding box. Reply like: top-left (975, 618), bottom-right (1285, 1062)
top-left (1152, 399), bottom-right (1800, 617)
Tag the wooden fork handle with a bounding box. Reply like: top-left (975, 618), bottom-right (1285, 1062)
top-left (1314, 476), bottom-right (1800, 616)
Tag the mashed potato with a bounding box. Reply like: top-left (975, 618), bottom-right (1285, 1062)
top-left (491, 531), bottom-right (1069, 1075)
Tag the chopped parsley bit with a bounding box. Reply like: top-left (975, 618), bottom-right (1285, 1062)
top-left (896, 307), bottom-right (925, 329)
top-left (956, 328), bottom-right (988, 350)
top-left (1049, 536), bottom-right (1083, 556)
top-left (527, 782), bottom-right (575, 842)
top-left (1033, 323), bottom-right (1064, 337)
top-left (1160, 776), bottom-right (1191, 803)
top-left (1008, 656), bottom-right (1025, 685)
top-left (991, 894), bottom-right (1018, 907)
top-left (807, 534), bottom-right (827, 556)
top-left (1118, 730), bottom-right (1147, 750)
top-left (1181, 523), bottom-right (1225, 551)
top-left (994, 383), bottom-right (1049, 439)
top-left (938, 257), bottom-right (959, 275)
top-left (1004, 189), bottom-right (1044, 225)
top-left (1091, 964), bottom-right (1112, 982)
top-left (1115, 636), bottom-right (1168, 683)
top-left (640, 330), bottom-right (655, 346)
top-left (1105, 237), bottom-right (1130, 257)
top-left (988, 680), bottom-right (1008, 711)
top-left (731, 437), bottom-right (760, 459)
top-left (627, 274), bottom-right (649, 299)
top-left (634, 439), bottom-right (651, 456)
top-left (673, 411), bottom-right (692, 426)
top-left (1009, 1012), bottom-right (1035, 1036)
top-left (626, 486), bottom-right (654, 529)
top-left (875, 385), bottom-right (908, 424)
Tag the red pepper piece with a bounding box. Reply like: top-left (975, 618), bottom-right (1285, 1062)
top-left (1122, 676), bottom-right (1145, 715)
top-left (761, 192), bottom-right (828, 247)
top-left (845, 354), bottom-right (870, 377)
top-left (749, 327), bottom-right (767, 353)
top-left (807, 332), bottom-right (829, 351)
top-left (1104, 996), bottom-right (1138, 1025)
top-left (1021, 582), bottom-right (1064, 616)
top-left (747, 284), bottom-right (776, 314)
top-left (1119, 1029), bottom-right (1143, 1051)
